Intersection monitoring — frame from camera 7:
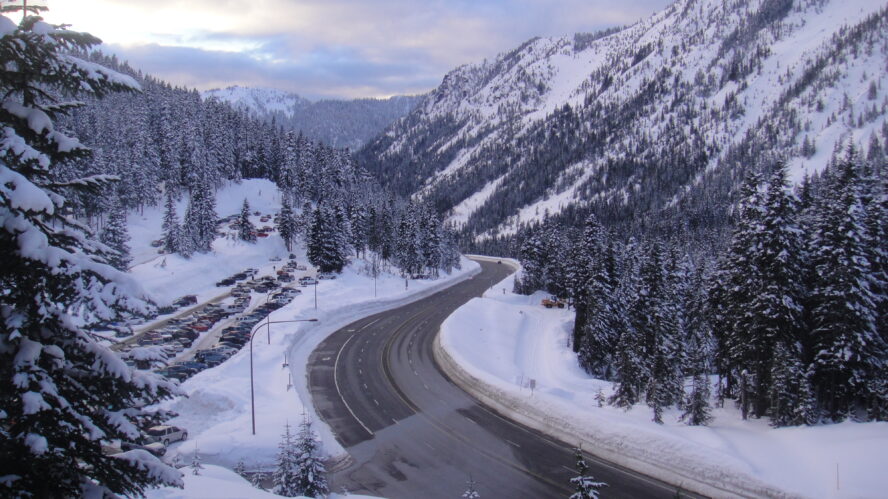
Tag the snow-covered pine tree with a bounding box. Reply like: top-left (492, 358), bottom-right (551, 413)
top-left (100, 194), bottom-right (132, 271)
top-left (278, 197), bottom-right (297, 252)
top-left (569, 448), bottom-right (606, 499)
top-left (681, 339), bottom-right (713, 426)
top-left (162, 188), bottom-right (181, 254)
top-left (709, 170), bottom-right (765, 411)
top-left (0, 11), bottom-right (182, 497)
top-left (637, 243), bottom-right (683, 423)
top-left (191, 450), bottom-right (203, 475)
top-left (609, 241), bottom-right (645, 409)
top-left (745, 162), bottom-right (806, 419)
top-left (272, 423), bottom-right (300, 497)
top-left (238, 198), bottom-right (257, 242)
top-left (294, 415), bottom-right (329, 498)
top-left (307, 204), bottom-right (348, 273)
top-left (463, 475), bottom-right (481, 498)
top-left (234, 459), bottom-right (247, 478)
top-left (808, 147), bottom-right (887, 421)
top-left (251, 468), bottom-right (268, 490)
top-left (183, 177), bottom-right (217, 253)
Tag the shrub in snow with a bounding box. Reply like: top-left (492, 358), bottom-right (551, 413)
top-left (0, 8), bottom-right (181, 498)
top-left (569, 448), bottom-right (606, 499)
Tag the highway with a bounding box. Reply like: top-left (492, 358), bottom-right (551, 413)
top-left (308, 260), bottom-right (691, 498)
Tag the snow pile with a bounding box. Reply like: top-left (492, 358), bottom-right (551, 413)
top-left (145, 464), bottom-right (376, 499)
top-left (158, 257), bottom-right (480, 472)
top-left (438, 263), bottom-right (888, 498)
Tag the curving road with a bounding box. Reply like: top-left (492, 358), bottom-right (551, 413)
top-left (308, 260), bottom-right (690, 498)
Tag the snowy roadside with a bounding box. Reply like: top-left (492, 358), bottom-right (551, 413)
top-left (438, 260), bottom-right (888, 499)
top-left (146, 464), bottom-right (377, 499)
top-left (156, 256), bottom-right (481, 476)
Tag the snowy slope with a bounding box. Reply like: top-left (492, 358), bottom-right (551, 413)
top-left (127, 179), bottom-right (286, 305)
top-left (361, 0), bottom-right (888, 240)
top-left (145, 464), bottom-right (378, 499)
top-left (439, 266), bottom-right (888, 498)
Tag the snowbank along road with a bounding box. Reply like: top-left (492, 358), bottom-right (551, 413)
top-left (308, 259), bottom-right (693, 498)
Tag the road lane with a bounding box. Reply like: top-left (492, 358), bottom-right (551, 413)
top-left (308, 260), bottom-right (691, 498)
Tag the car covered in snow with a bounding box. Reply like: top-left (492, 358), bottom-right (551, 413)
top-left (144, 425), bottom-right (188, 446)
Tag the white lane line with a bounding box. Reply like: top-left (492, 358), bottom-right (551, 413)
top-left (423, 383), bottom-right (429, 390)
top-left (358, 368), bottom-right (363, 375)
top-left (360, 318), bottom-right (380, 331)
top-left (561, 465), bottom-right (575, 474)
top-left (374, 398), bottom-right (379, 406)
top-left (464, 415), bottom-right (478, 425)
top-left (333, 333), bottom-right (374, 436)
top-left (363, 383), bottom-right (368, 389)
top-left (424, 442), bottom-right (435, 451)
top-left (505, 439), bottom-right (521, 448)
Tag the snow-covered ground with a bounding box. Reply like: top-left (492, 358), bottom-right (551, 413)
top-left (127, 179), bottom-right (286, 305)
top-left (439, 263), bottom-right (888, 499)
top-left (146, 464), bottom-right (376, 499)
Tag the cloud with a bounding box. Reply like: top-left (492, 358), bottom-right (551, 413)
top-left (44, 0), bottom-right (671, 99)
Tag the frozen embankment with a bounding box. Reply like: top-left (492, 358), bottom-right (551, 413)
top-left (436, 257), bottom-right (888, 499)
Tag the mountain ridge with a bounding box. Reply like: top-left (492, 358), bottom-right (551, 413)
top-left (203, 85), bottom-right (423, 150)
top-left (358, 0), bottom-right (888, 244)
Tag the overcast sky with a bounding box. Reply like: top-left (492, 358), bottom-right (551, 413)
top-left (39, 0), bottom-right (671, 100)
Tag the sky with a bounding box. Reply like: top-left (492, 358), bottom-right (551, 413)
top-left (37, 0), bottom-right (672, 101)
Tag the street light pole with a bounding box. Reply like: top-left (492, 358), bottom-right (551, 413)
top-left (249, 318), bottom-right (318, 435)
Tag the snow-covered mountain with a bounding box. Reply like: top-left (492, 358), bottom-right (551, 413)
top-left (359, 0), bottom-right (888, 242)
top-left (202, 86), bottom-right (312, 117)
top-left (203, 86), bottom-right (422, 150)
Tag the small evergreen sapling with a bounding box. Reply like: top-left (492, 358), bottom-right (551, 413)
top-left (570, 448), bottom-right (607, 499)
top-left (191, 450), bottom-right (203, 476)
top-left (463, 475), bottom-right (480, 498)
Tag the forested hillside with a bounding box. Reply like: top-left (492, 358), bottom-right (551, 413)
top-left (359, 0), bottom-right (888, 252)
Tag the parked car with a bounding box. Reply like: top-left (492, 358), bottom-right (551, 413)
top-left (317, 273), bottom-right (336, 280)
top-left (144, 425), bottom-right (188, 446)
top-left (173, 295), bottom-right (197, 307)
top-left (150, 239), bottom-right (164, 248)
top-left (122, 440), bottom-right (166, 457)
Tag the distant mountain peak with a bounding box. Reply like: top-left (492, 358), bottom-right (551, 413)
top-left (201, 87), bottom-right (423, 150)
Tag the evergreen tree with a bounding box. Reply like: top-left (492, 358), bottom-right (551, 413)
top-left (746, 162), bottom-right (806, 418)
top-left (251, 468), bottom-right (268, 490)
top-left (278, 198), bottom-right (298, 252)
top-left (183, 178), bottom-right (217, 253)
top-left (293, 416), bottom-right (329, 498)
top-left (234, 459), bottom-right (247, 478)
top-left (238, 198), bottom-right (257, 242)
top-left (307, 204), bottom-right (348, 273)
top-left (463, 476), bottom-right (481, 499)
top-left (569, 448), bottom-right (607, 499)
top-left (100, 195), bottom-right (132, 271)
top-left (681, 340), bottom-right (713, 426)
top-left (0, 11), bottom-right (181, 497)
top-left (272, 423), bottom-right (300, 497)
top-left (162, 188), bottom-right (180, 254)
top-left (808, 148), bottom-right (887, 420)
top-left (191, 451), bottom-right (203, 476)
